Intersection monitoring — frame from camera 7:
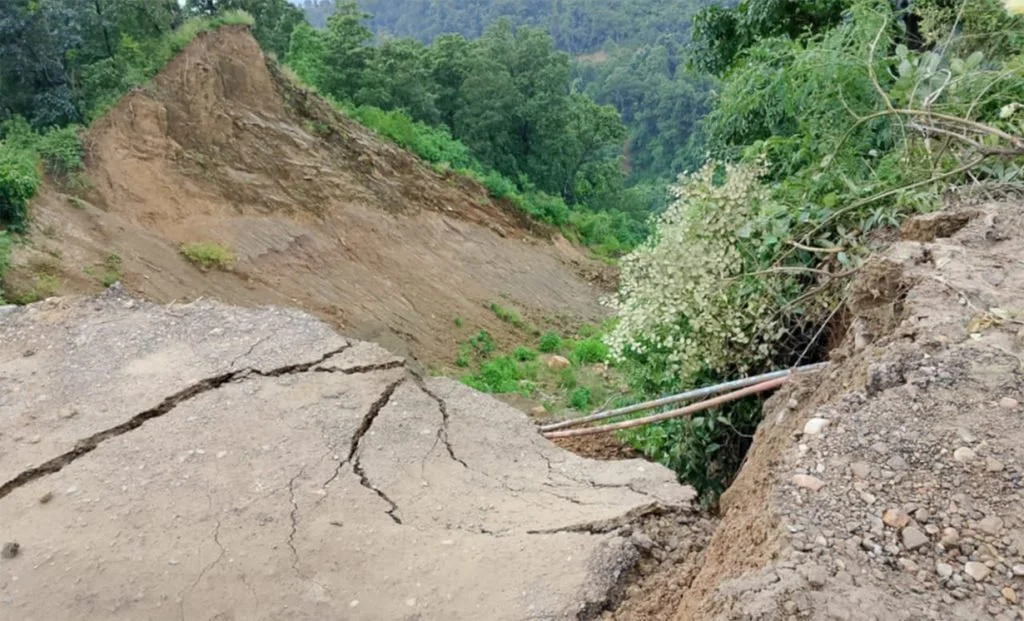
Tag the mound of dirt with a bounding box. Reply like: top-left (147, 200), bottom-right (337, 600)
top-left (0, 289), bottom-right (696, 620)
top-left (673, 203), bottom-right (1024, 620)
top-left (6, 26), bottom-right (611, 366)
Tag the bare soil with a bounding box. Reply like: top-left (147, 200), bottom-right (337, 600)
top-left (6, 26), bottom-right (612, 368)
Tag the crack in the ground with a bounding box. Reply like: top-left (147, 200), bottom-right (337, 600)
top-left (0, 345), bottom-right (352, 502)
top-left (524, 503), bottom-right (671, 536)
top-left (286, 467), bottom-right (305, 573)
top-left (410, 375), bottom-right (468, 468)
top-left (226, 335), bottom-right (273, 372)
top-left (315, 359), bottom-right (406, 375)
top-left (179, 517), bottom-right (227, 621)
top-left (347, 378), bottom-right (406, 524)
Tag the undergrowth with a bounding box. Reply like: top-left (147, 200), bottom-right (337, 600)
top-left (180, 242), bottom-right (234, 271)
top-left (455, 316), bottom-right (624, 415)
top-left (607, 0), bottom-right (1024, 503)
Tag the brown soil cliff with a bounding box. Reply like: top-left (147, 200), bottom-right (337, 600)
top-left (6, 26), bottom-right (609, 365)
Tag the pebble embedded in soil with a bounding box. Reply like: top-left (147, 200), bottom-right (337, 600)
top-left (998, 397), bottom-right (1019, 410)
top-left (851, 462), bottom-right (872, 479)
top-left (883, 508), bottom-right (910, 528)
top-left (953, 447), bottom-right (977, 463)
top-left (936, 562), bottom-right (954, 579)
top-left (902, 526), bottom-right (929, 550)
top-left (793, 474), bottom-right (827, 491)
top-left (1, 542), bottom-right (19, 559)
top-left (803, 418), bottom-right (830, 435)
top-left (964, 562), bottom-right (991, 582)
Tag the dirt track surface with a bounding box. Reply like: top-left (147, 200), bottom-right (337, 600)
top-left (674, 203), bottom-right (1024, 620)
top-left (7, 26), bottom-right (610, 365)
top-left (0, 289), bottom-right (694, 620)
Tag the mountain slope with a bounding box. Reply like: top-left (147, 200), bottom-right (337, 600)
top-left (6, 25), bottom-right (609, 365)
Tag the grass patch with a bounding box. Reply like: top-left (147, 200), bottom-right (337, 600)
top-left (180, 242), bottom-right (233, 271)
top-left (538, 331), bottom-right (562, 353)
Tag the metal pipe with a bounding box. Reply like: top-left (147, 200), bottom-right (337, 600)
top-left (538, 362), bottom-right (827, 432)
top-left (542, 376), bottom-right (790, 439)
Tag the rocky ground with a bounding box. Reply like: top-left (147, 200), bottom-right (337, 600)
top-left (673, 202), bottom-right (1024, 620)
top-left (0, 288), bottom-right (695, 621)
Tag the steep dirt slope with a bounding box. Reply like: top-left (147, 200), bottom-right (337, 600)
top-left (6, 26), bottom-right (609, 365)
top-left (672, 203), bottom-right (1024, 620)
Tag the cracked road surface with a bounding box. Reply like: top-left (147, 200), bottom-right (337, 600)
top-left (0, 290), bottom-right (695, 620)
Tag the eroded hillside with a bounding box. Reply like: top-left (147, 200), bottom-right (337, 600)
top-left (669, 203), bottom-right (1024, 621)
top-left (5, 26), bottom-right (609, 365)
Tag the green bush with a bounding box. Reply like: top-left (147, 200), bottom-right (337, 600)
top-left (468, 330), bottom-right (496, 356)
top-left (538, 331), bottom-right (562, 353)
top-left (513, 346), bottom-right (537, 362)
top-left (0, 145), bottom-right (40, 232)
top-left (481, 170), bottom-right (517, 199)
top-left (36, 126), bottom-right (84, 176)
top-left (569, 388), bottom-right (592, 410)
top-left (180, 242), bottom-right (234, 270)
top-left (570, 337), bottom-right (609, 365)
top-left (461, 356), bottom-right (522, 393)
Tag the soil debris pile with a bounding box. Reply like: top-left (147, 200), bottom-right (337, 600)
top-left (6, 26), bottom-right (609, 365)
top-left (0, 289), bottom-right (695, 620)
top-left (673, 202), bottom-right (1024, 620)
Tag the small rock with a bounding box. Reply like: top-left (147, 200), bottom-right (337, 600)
top-left (801, 564), bottom-right (829, 588)
top-left (902, 526), bottom-right (929, 550)
top-left (884, 508), bottom-right (911, 529)
top-left (1013, 564), bottom-right (1024, 577)
top-left (803, 418), bottom-right (830, 435)
top-left (58, 407), bottom-right (78, 419)
top-left (787, 398), bottom-right (799, 410)
top-left (530, 405), bottom-right (547, 416)
top-left (986, 458), bottom-right (1005, 472)
top-left (405, 597), bottom-right (417, 607)
top-left (546, 355), bottom-right (571, 370)
top-left (25, 435), bottom-right (41, 445)
top-left (631, 533), bottom-right (655, 552)
top-left (935, 562), bottom-right (954, 579)
top-left (899, 558), bottom-right (919, 573)
top-left (964, 561), bottom-right (991, 581)
top-left (914, 508), bottom-right (930, 523)
top-left (860, 492), bottom-right (877, 505)
top-left (999, 397), bottom-right (1019, 410)
top-left (38, 491), bottom-right (53, 504)
top-left (953, 447), bottom-right (977, 463)
top-left (979, 516), bottom-right (1004, 535)
top-left (1003, 587), bottom-right (1018, 604)
top-left (886, 455), bottom-right (908, 470)
top-left (793, 474), bottom-right (826, 492)
top-left (940, 528), bottom-right (960, 547)
top-left (851, 462), bottom-right (871, 479)
top-left (1, 542), bottom-right (19, 559)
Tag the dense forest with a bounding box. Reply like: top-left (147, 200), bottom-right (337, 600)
top-left (298, 0), bottom-right (708, 53)
top-left (4, 0), bottom-right (1024, 499)
top-left (299, 0), bottom-right (720, 185)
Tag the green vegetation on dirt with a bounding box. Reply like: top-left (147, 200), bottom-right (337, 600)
top-left (180, 242), bottom-right (234, 271)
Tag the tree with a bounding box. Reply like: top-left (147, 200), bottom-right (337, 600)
top-left (319, 2), bottom-right (375, 100)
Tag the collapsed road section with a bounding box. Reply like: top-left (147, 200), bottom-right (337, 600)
top-left (0, 288), bottom-right (695, 620)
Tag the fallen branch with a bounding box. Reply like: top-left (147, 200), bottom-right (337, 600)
top-left (542, 376), bottom-right (791, 440)
top-left (539, 363), bottom-right (827, 433)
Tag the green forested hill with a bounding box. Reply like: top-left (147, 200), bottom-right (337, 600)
top-left (299, 0), bottom-right (710, 54)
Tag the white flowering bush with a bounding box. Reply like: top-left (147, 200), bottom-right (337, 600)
top-left (606, 159), bottom-right (799, 387)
